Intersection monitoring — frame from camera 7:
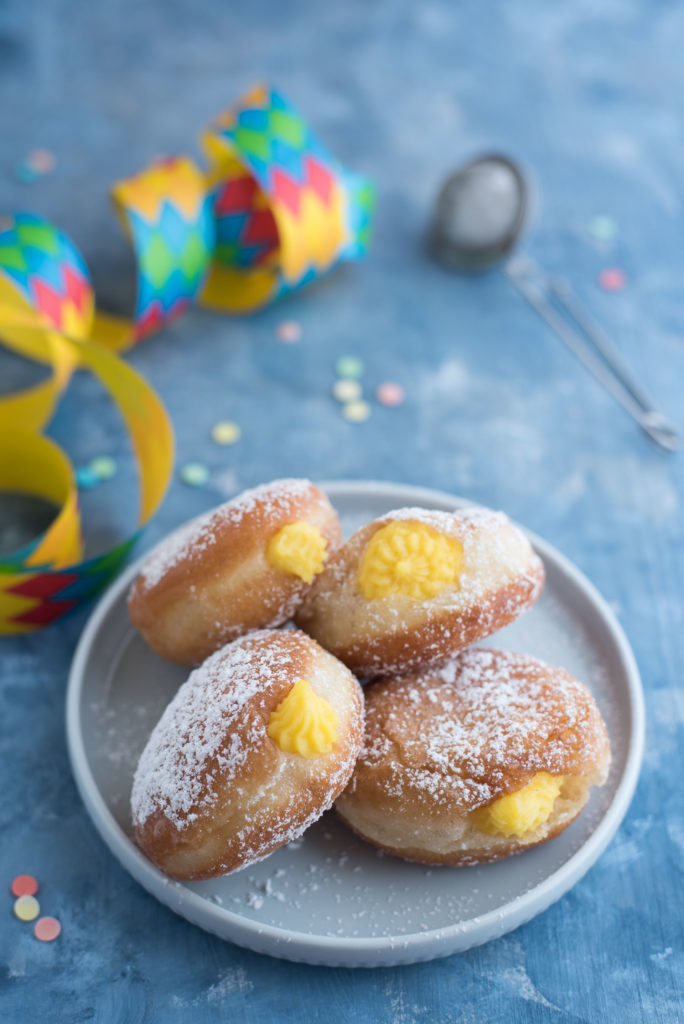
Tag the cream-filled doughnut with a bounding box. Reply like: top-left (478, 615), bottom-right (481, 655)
top-left (295, 506), bottom-right (545, 677)
top-left (128, 479), bottom-right (341, 665)
top-left (336, 648), bottom-right (610, 865)
top-left (131, 629), bottom-right (364, 880)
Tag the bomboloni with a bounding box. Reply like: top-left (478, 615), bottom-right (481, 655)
top-left (295, 506), bottom-right (545, 677)
top-left (335, 648), bottom-right (611, 865)
top-left (132, 629), bottom-right (364, 880)
top-left (128, 479), bottom-right (341, 665)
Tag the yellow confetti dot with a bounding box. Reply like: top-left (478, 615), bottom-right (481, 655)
top-left (89, 455), bottom-right (117, 480)
top-left (343, 400), bottom-right (371, 423)
top-left (332, 379), bottom-right (362, 403)
top-left (211, 421), bottom-right (241, 445)
top-left (14, 894), bottom-right (40, 921)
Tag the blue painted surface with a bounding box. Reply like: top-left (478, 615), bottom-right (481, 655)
top-left (1, 1), bottom-right (683, 1020)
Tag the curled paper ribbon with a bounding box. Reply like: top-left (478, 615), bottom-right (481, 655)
top-left (90, 157), bottom-right (216, 352)
top-left (0, 84), bottom-right (373, 632)
top-left (91, 83), bottom-right (375, 343)
top-left (200, 84), bottom-right (375, 313)
top-left (0, 215), bottom-right (174, 632)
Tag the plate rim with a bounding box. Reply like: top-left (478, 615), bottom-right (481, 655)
top-left (66, 480), bottom-right (645, 965)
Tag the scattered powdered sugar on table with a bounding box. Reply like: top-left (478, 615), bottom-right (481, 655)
top-left (485, 963), bottom-right (562, 1011)
top-left (170, 966), bottom-right (254, 1007)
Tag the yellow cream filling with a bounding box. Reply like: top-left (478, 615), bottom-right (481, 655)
top-left (266, 521), bottom-right (328, 583)
top-left (358, 520), bottom-right (464, 600)
top-left (474, 772), bottom-right (564, 838)
top-left (267, 679), bottom-right (339, 758)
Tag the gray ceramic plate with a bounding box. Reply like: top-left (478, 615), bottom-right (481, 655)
top-left (66, 481), bottom-right (644, 967)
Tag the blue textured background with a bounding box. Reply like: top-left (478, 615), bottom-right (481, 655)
top-left (1, 1), bottom-right (683, 1021)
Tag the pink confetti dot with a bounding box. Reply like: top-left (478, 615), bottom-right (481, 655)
top-left (276, 320), bottom-right (301, 343)
top-left (27, 148), bottom-right (55, 173)
top-left (34, 916), bottom-right (61, 942)
top-left (598, 268), bottom-right (626, 292)
top-left (11, 874), bottom-right (38, 898)
top-left (376, 382), bottom-right (405, 407)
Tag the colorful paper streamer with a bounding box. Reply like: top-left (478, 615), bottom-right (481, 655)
top-left (93, 83), bottom-right (375, 338)
top-left (0, 84), bottom-right (374, 633)
top-left (200, 84), bottom-right (375, 312)
top-left (90, 157), bottom-right (215, 352)
top-left (0, 215), bottom-right (174, 632)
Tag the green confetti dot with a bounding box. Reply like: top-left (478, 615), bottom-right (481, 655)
top-left (335, 356), bottom-right (364, 379)
top-left (89, 455), bottom-right (117, 480)
top-left (588, 215), bottom-right (617, 243)
top-left (180, 462), bottom-right (210, 487)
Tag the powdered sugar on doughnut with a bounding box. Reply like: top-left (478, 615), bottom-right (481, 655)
top-left (351, 648), bottom-right (610, 810)
top-left (138, 479), bottom-right (315, 590)
top-left (131, 629), bottom-right (364, 874)
top-left (131, 634), bottom-right (288, 828)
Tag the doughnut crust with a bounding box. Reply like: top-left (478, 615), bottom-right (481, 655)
top-left (128, 479), bottom-right (341, 665)
top-left (335, 649), bottom-right (611, 865)
top-left (295, 506), bottom-right (545, 677)
top-left (131, 629), bottom-right (364, 880)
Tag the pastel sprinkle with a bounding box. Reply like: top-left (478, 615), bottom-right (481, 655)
top-left (14, 895), bottom-right (40, 922)
top-left (276, 320), bottom-right (301, 343)
top-left (599, 268), bottom-right (626, 292)
top-left (34, 916), bottom-right (61, 942)
top-left (27, 149), bottom-right (56, 173)
top-left (588, 215), bottom-right (617, 243)
top-left (11, 875), bottom-right (38, 898)
top-left (332, 379), bottom-right (362, 403)
top-left (336, 356), bottom-right (364, 379)
top-left (89, 455), bottom-right (117, 480)
top-left (75, 466), bottom-right (100, 489)
top-left (211, 421), bottom-right (241, 445)
top-left (343, 399), bottom-right (371, 423)
top-left (376, 382), bottom-right (405, 407)
top-left (180, 462), bottom-right (210, 487)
